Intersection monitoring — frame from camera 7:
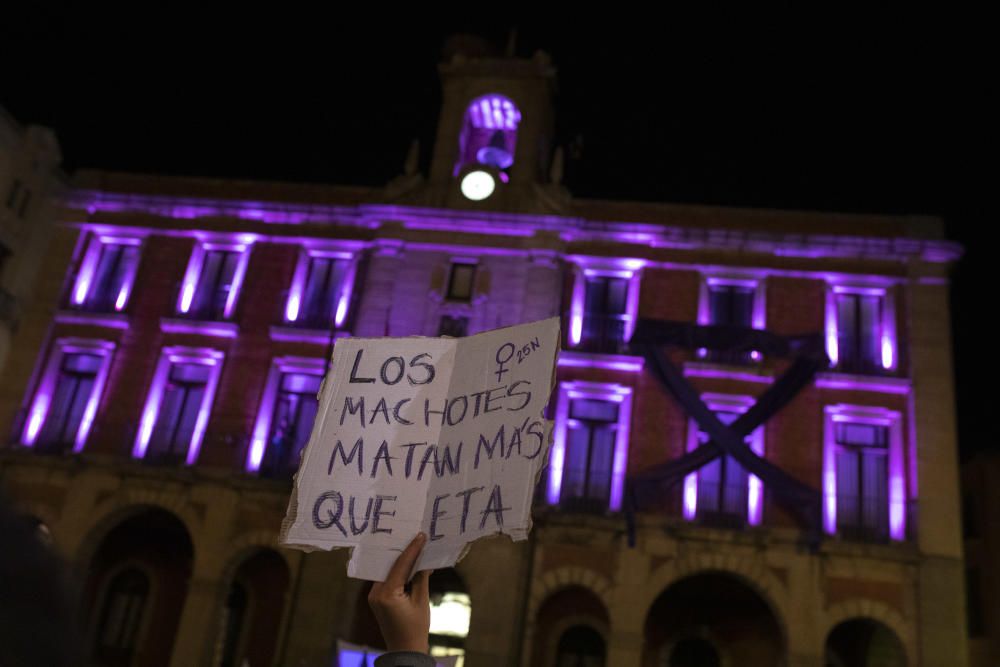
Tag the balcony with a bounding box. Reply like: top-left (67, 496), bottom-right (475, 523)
top-left (569, 313), bottom-right (628, 355)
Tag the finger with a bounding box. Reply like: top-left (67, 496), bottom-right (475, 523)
top-left (383, 532), bottom-right (427, 591)
top-left (411, 569), bottom-right (432, 605)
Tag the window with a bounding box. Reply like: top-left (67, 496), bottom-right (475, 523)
top-left (693, 413), bottom-right (752, 526)
top-left (682, 397), bottom-right (764, 527)
top-left (429, 569), bottom-right (470, 667)
top-left (446, 263), bottom-right (477, 302)
top-left (178, 242), bottom-right (251, 321)
top-left (548, 382), bottom-right (633, 512)
top-left (438, 315), bottom-right (469, 337)
top-left (134, 347), bottom-right (224, 465)
top-left (146, 363), bottom-right (212, 463)
top-left (285, 253), bottom-right (355, 329)
top-left (699, 278), bottom-right (763, 364)
top-left (94, 568), bottom-right (149, 664)
top-left (219, 583), bottom-right (249, 667)
top-left (34, 353), bottom-right (102, 454)
top-left (568, 263), bottom-right (642, 355)
top-left (823, 406), bottom-right (906, 541)
top-left (833, 420), bottom-right (889, 541)
top-left (260, 372), bottom-right (321, 477)
top-left (560, 398), bottom-right (619, 511)
top-left (71, 237), bottom-right (142, 312)
top-left (826, 286), bottom-right (896, 375)
top-left (579, 276), bottom-right (627, 353)
top-left (22, 338), bottom-right (115, 452)
top-left (247, 357), bottom-right (325, 474)
top-left (557, 626), bottom-right (606, 667)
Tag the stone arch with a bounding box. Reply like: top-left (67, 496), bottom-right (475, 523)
top-left (644, 569), bottom-right (785, 667)
top-left (69, 489), bottom-right (203, 570)
top-left (218, 530), bottom-right (297, 582)
top-left (823, 599), bottom-right (913, 662)
top-left (543, 614), bottom-right (610, 667)
top-left (527, 566), bottom-right (614, 623)
top-left (211, 547), bottom-right (292, 667)
top-left (640, 550), bottom-right (789, 632)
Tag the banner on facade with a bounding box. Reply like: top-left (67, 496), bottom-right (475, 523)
top-left (280, 317), bottom-right (560, 581)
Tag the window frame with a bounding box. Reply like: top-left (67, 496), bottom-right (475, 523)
top-left (697, 275), bottom-right (766, 363)
top-left (133, 346), bottom-right (224, 465)
top-left (547, 381), bottom-right (633, 511)
top-left (822, 404), bottom-right (906, 541)
top-left (445, 262), bottom-right (478, 302)
top-left (21, 337), bottom-right (116, 452)
top-left (825, 283), bottom-right (897, 374)
top-left (177, 240), bottom-right (252, 321)
top-left (91, 563), bottom-right (155, 663)
top-left (247, 356), bottom-right (326, 473)
top-left (70, 234), bottom-right (143, 312)
top-left (682, 394), bottom-right (765, 526)
top-left (567, 258), bottom-right (644, 353)
top-left (284, 247), bottom-right (358, 329)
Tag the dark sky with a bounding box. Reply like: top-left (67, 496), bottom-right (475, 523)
top-left (2, 13), bottom-right (995, 456)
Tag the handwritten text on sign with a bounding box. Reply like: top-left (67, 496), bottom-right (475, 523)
top-left (280, 317), bottom-right (560, 581)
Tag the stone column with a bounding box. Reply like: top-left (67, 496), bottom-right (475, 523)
top-left (353, 238), bottom-right (404, 337)
top-left (908, 264), bottom-right (969, 667)
top-left (521, 249), bottom-right (562, 323)
top-left (784, 557), bottom-right (823, 667)
top-left (277, 550), bottom-right (350, 666)
top-left (168, 573), bottom-right (227, 667)
top-left (606, 546), bottom-right (649, 667)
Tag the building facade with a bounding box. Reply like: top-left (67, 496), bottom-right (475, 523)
top-left (0, 105), bottom-right (63, 376)
top-left (0, 50), bottom-right (967, 667)
top-left (962, 450), bottom-right (1000, 667)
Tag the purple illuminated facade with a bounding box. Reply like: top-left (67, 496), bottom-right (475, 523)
top-left (0, 52), bottom-right (968, 667)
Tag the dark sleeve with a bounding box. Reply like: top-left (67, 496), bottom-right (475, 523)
top-left (373, 651), bottom-right (436, 667)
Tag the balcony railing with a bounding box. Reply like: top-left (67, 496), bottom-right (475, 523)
top-left (570, 312), bottom-right (628, 355)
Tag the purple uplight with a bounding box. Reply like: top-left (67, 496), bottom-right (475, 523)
top-left (160, 318), bottom-right (239, 339)
top-left (177, 244), bottom-right (206, 314)
top-left (223, 247), bottom-right (251, 319)
top-left (569, 270), bottom-right (585, 347)
top-left (558, 351), bottom-right (644, 372)
top-left (247, 356), bottom-right (326, 473)
top-left (825, 287), bottom-right (839, 366)
top-left (546, 388), bottom-right (572, 505)
top-left (335, 258), bottom-right (359, 327)
top-left (71, 238), bottom-right (103, 306)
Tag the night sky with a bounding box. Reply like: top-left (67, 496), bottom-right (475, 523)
top-left (2, 14), bottom-right (994, 456)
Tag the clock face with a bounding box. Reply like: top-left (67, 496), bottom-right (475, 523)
top-left (460, 170), bottom-right (496, 201)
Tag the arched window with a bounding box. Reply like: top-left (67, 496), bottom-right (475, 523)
top-left (454, 94), bottom-right (521, 177)
top-left (218, 582), bottom-right (249, 667)
top-left (94, 568), bottom-right (150, 664)
top-left (668, 637), bottom-right (720, 667)
top-left (556, 625), bottom-right (606, 667)
top-left (428, 569), bottom-right (470, 667)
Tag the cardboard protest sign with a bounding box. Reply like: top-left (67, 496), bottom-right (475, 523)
top-left (280, 317), bottom-right (560, 581)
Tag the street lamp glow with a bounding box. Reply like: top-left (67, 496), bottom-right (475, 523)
top-left (460, 170), bottom-right (495, 201)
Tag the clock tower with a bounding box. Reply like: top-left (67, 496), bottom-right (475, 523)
top-left (386, 36), bottom-right (567, 214)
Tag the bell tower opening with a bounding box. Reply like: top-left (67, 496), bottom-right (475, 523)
top-left (453, 93), bottom-right (521, 178)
